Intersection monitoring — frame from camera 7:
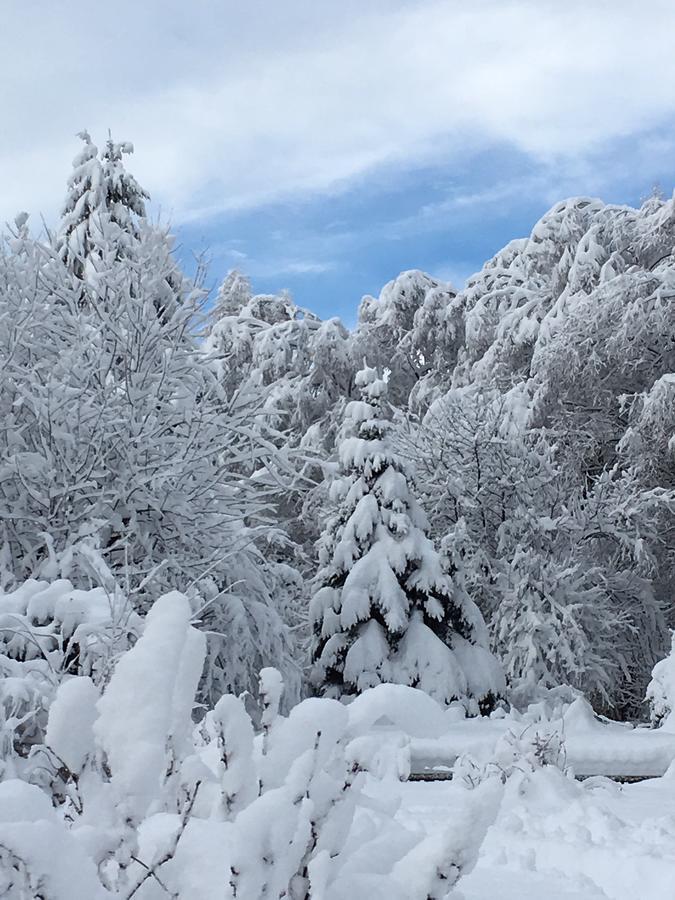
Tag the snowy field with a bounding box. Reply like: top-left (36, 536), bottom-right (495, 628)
top-left (338, 688), bottom-right (675, 899)
top-left (397, 773), bottom-right (675, 899)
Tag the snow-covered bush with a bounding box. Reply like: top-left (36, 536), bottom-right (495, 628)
top-left (0, 576), bottom-right (137, 772)
top-left (0, 589), bottom-right (502, 899)
top-left (646, 632), bottom-right (675, 731)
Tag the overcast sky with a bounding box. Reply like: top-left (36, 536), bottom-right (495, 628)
top-left (2, 0), bottom-right (675, 319)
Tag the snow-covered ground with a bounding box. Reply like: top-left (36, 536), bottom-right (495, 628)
top-left (347, 685), bottom-right (675, 897)
top-left (386, 769), bottom-right (675, 899)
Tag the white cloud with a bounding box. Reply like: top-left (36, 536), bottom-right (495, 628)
top-left (2, 0), bottom-right (675, 225)
top-left (212, 243), bottom-right (336, 279)
top-left (280, 260), bottom-right (335, 275)
top-left (225, 248), bottom-right (248, 262)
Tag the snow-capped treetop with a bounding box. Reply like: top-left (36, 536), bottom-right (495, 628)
top-left (100, 134), bottom-right (148, 238)
top-left (57, 131), bottom-right (105, 279)
top-left (213, 269), bottom-right (253, 318)
top-left (354, 270), bottom-right (449, 405)
top-left (57, 130), bottom-right (149, 284)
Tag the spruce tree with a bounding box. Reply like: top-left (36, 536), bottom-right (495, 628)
top-left (56, 130), bottom-right (105, 281)
top-left (99, 135), bottom-right (148, 241)
top-left (310, 365), bottom-right (504, 711)
top-left (57, 130), bottom-right (148, 286)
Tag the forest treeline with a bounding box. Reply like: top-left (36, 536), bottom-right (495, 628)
top-left (1, 133), bottom-right (674, 726)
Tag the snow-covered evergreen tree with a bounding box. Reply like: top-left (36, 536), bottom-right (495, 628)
top-left (55, 130), bottom-right (103, 280)
top-left (56, 130), bottom-right (148, 286)
top-left (310, 365), bottom-right (504, 711)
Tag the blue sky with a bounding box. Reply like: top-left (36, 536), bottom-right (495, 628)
top-left (2, 1), bottom-right (675, 324)
top-left (174, 129), bottom-right (675, 323)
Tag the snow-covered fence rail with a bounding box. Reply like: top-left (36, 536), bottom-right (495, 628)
top-left (408, 770), bottom-right (659, 783)
top-left (405, 697), bottom-right (675, 781)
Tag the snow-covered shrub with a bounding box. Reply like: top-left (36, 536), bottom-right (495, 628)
top-left (0, 576), bottom-right (137, 768)
top-left (646, 632), bottom-right (675, 730)
top-left (0, 590), bottom-right (501, 899)
top-left (495, 724), bottom-right (567, 775)
top-left (388, 777), bottom-right (502, 899)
